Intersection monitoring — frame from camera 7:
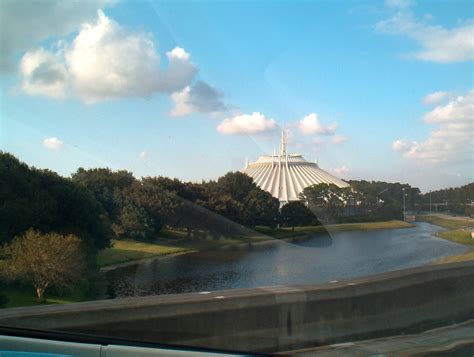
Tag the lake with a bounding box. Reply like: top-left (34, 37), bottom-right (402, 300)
top-left (104, 222), bottom-right (468, 298)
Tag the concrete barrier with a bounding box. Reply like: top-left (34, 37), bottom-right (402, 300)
top-left (1, 261), bottom-right (474, 353)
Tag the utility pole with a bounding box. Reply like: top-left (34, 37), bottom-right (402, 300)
top-left (429, 190), bottom-right (432, 214)
top-left (402, 188), bottom-right (406, 221)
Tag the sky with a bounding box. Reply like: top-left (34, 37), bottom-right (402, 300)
top-left (0, 0), bottom-right (473, 192)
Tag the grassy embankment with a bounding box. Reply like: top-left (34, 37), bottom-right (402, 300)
top-left (1, 279), bottom-right (90, 309)
top-left (258, 220), bottom-right (413, 235)
top-left (418, 215), bottom-right (474, 264)
top-left (1, 220), bottom-right (411, 308)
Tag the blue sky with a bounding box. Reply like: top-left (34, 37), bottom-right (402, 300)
top-left (1, 0), bottom-right (473, 192)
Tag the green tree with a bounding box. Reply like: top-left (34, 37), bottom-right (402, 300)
top-left (419, 182), bottom-right (473, 215)
top-left (215, 172), bottom-right (257, 202)
top-left (0, 293), bottom-right (8, 308)
top-left (348, 180), bottom-right (420, 220)
top-left (0, 153), bottom-right (111, 249)
top-left (243, 189), bottom-right (279, 228)
top-left (280, 201), bottom-right (316, 230)
top-left (3, 229), bottom-right (87, 301)
top-left (300, 183), bottom-right (346, 223)
top-left (114, 181), bottom-right (168, 240)
top-left (72, 168), bottom-right (136, 228)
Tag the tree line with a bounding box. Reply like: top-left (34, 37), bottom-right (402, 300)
top-left (2, 152), bottom-right (434, 251)
top-left (418, 183), bottom-right (474, 216)
top-left (1, 152), bottom-right (283, 249)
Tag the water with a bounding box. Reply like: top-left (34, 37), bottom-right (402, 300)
top-left (104, 222), bottom-right (468, 298)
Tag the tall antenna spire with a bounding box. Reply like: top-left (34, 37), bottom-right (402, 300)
top-left (280, 130), bottom-right (287, 157)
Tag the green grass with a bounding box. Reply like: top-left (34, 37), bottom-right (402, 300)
top-left (96, 240), bottom-right (193, 267)
top-left (255, 226), bottom-right (306, 238)
top-left (96, 228), bottom-right (269, 268)
top-left (438, 229), bottom-right (474, 246)
top-left (417, 215), bottom-right (473, 247)
top-left (417, 215), bottom-right (473, 230)
top-left (2, 280), bottom-right (90, 308)
top-left (294, 220), bottom-right (413, 233)
top-left (258, 220), bottom-right (412, 238)
top-left (418, 215), bottom-right (474, 264)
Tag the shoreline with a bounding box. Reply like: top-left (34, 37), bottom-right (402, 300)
top-left (416, 214), bottom-right (474, 265)
top-left (99, 220), bottom-right (413, 272)
top-left (99, 233), bottom-right (311, 272)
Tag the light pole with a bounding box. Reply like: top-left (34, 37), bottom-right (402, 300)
top-left (402, 188), bottom-right (406, 221)
top-left (429, 190), bottom-right (432, 214)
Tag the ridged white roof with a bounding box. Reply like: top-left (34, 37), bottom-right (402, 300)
top-left (243, 132), bottom-right (349, 203)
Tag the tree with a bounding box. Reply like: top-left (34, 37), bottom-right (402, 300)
top-left (202, 193), bottom-right (244, 224)
top-left (0, 153), bottom-right (111, 249)
top-left (243, 189), bottom-right (279, 228)
top-left (348, 180), bottom-right (420, 220)
top-left (3, 230), bottom-right (86, 301)
top-left (280, 201), bottom-right (316, 230)
top-left (215, 172), bottom-right (257, 202)
top-left (0, 293), bottom-right (8, 308)
top-left (71, 167), bottom-right (136, 236)
top-left (419, 182), bottom-right (473, 215)
top-left (300, 184), bottom-right (347, 223)
top-left (114, 182), bottom-right (166, 240)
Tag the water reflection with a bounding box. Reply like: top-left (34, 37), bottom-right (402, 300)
top-left (104, 222), bottom-right (467, 298)
top-left (297, 233), bottom-right (333, 248)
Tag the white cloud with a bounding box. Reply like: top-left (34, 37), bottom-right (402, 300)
top-left (423, 92), bottom-right (473, 123)
top-left (167, 47), bottom-right (189, 61)
top-left (332, 165), bottom-right (350, 177)
top-left (19, 11), bottom-right (198, 103)
top-left (0, 0), bottom-right (111, 71)
top-left (393, 90), bottom-right (474, 164)
top-left (298, 113), bottom-right (337, 135)
top-left (217, 112), bottom-right (277, 135)
top-left (170, 81), bottom-right (227, 117)
top-left (20, 48), bottom-right (68, 98)
top-left (422, 91), bottom-right (449, 105)
top-left (43, 137), bottom-right (63, 150)
top-left (139, 150), bottom-right (148, 160)
top-left (376, 7), bottom-right (474, 63)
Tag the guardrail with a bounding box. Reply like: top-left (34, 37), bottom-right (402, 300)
top-left (1, 261), bottom-right (474, 353)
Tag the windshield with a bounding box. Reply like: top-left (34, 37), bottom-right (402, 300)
top-left (1, 0), bottom-right (473, 355)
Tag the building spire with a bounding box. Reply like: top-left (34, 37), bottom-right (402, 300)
top-left (280, 130), bottom-right (287, 158)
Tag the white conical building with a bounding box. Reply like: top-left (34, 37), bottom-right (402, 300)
top-left (243, 131), bottom-right (350, 206)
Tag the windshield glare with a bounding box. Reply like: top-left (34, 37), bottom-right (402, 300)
top-left (0, 0), bottom-right (473, 355)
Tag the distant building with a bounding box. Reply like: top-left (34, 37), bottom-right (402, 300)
top-left (243, 131), bottom-right (349, 206)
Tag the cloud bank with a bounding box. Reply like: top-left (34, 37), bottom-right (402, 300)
top-left (19, 11), bottom-right (199, 104)
top-left (376, 3), bottom-right (474, 63)
top-left (0, 0), bottom-right (112, 71)
top-left (393, 90), bottom-right (474, 164)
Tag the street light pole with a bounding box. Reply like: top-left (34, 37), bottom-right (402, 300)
top-left (402, 188), bottom-right (406, 221)
top-left (429, 190), bottom-right (432, 214)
